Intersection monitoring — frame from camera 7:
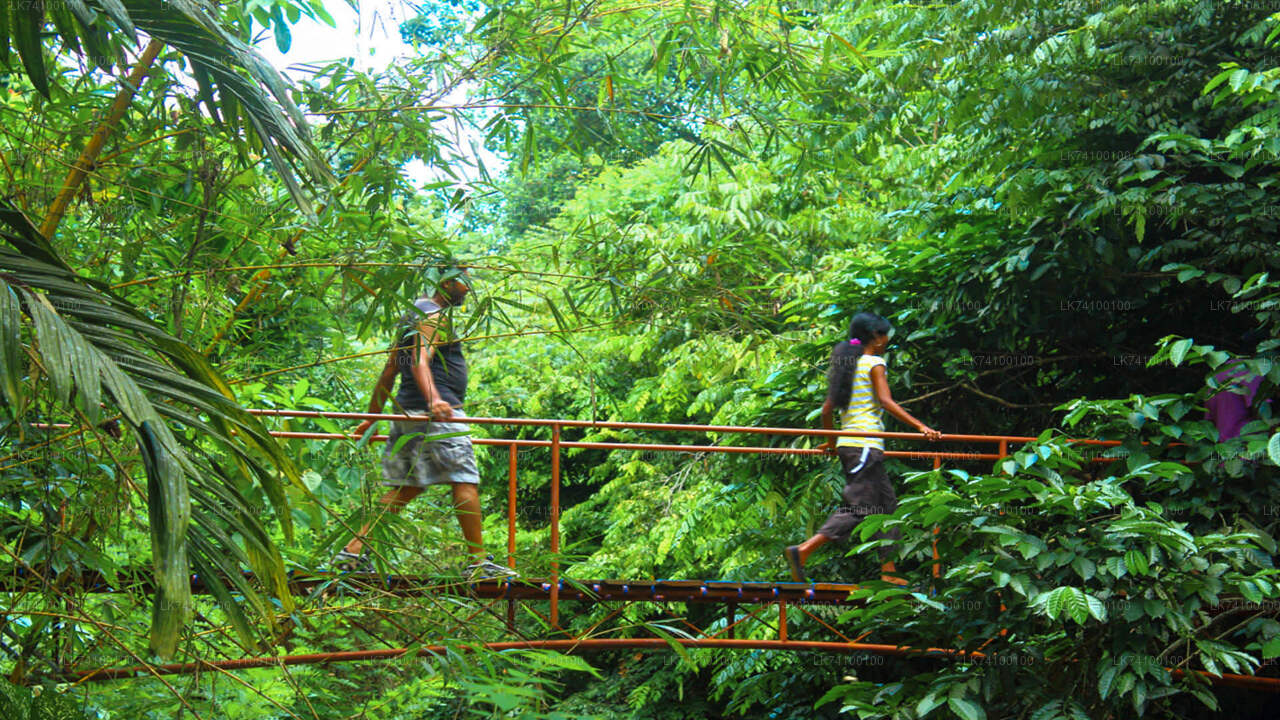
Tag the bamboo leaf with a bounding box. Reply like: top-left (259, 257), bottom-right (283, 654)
top-left (114, 0), bottom-right (334, 213)
top-left (64, 0), bottom-right (117, 72)
top-left (545, 295), bottom-right (569, 332)
top-left (190, 60), bottom-right (222, 123)
top-left (68, 313), bottom-right (102, 423)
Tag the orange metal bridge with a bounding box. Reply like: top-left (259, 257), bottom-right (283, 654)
top-left (27, 411), bottom-right (1280, 692)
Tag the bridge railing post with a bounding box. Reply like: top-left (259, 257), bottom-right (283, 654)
top-left (508, 442), bottom-right (518, 632)
top-left (550, 423), bottom-right (561, 629)
top-left (932, 454), bottom-right (942, 579)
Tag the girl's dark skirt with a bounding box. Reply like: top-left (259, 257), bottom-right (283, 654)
top-left (817, 446), bottom-right (899, 561)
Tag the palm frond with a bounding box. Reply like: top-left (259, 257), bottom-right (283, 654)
top-left (1, 0), bottom-right (334, 214)
top-left (0, 200), bottom-right (299, 658)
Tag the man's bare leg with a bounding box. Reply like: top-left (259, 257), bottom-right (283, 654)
top-left (451, 482), bottom-right (485, 564)
top-left (343, 485), bottom-right (423, 556)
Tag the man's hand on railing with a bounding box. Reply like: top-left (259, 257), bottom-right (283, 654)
top-left (430, 399), bottom-right (454, 421)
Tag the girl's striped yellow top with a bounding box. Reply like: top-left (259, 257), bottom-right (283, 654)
top-left (837, 354), bottom-right (886, 450)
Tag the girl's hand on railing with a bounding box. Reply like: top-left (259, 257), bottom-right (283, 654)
top-left (919, 425), bottom-right (942, 441)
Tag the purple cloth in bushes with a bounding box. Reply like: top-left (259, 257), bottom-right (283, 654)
top-left (1205, 361), bottom-right (1263, 441)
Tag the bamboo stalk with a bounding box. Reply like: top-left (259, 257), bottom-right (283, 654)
top-left (39, 39), bottom-right (165, 239)
top-left (202, 155), bottom-right (371, 352)
top-left (113, 260), bottom-right (603, 289)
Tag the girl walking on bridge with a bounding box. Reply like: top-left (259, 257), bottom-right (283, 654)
top-left (785, 312), bottom-right (941, 585)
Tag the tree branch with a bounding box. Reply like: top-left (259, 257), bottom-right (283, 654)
top-left (960, 382), bottom-right (1061, 409)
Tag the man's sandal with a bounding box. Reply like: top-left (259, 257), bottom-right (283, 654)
top-left (465, 555), bottom-right (519, 582)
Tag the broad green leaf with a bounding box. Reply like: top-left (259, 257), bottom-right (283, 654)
top-left (1030, 700), bottom-right (1062, 720)
top-left (1072, 556), bottom-right (1096, 581)
top-left (1262, 637), bottom-right (1280, 659)
top-left (1125, 549), bottom-right (1149, 576)
top-left (915, 692), bottom-right (946, 716)
top-left (1085, 593), bottom-right (1107, 622)
top-left (1169, 338), bottom-right (1193, 367)
top-left (947, 696), bottom-right (986, 720)
top-left (1099, 663), bottom-right (1118, 699)
top-left (271, 4), bottom-right (291, 53)
top-left (1064, 587), bottom-right (1089, 624)
top-left (1203, 65), bottom-right (1240, 95)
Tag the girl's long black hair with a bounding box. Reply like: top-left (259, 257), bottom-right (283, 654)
top-left (826, 311), bottom-right (893, 409)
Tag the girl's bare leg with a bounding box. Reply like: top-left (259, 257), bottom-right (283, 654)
top-left (796, 533), bottom-right (831, 564)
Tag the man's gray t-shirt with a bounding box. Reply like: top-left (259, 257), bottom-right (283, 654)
top-left (393, 298), bottom-right (467, 410)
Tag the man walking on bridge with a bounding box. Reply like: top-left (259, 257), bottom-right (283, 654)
top-left (334, 264), bottom-right (514, 580)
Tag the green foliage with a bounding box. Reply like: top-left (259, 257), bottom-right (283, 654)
top-left (816, 434), bottom-right (1277, 718)
top-left (0, 200), bottom-right (303, 658)
top-left (4, 0), bottom-right (1280, 716)
top-left (0, 679), bottom-right (95, 719)
top-left (0, 0), bottom-right (333, 211)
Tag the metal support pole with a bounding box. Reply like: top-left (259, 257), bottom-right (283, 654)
top-left (778, 601), bottom-right (787, 642)
top-left (932, 455), bottom-right (942, 579)
top-left (550, 424), bottom-right (561, 629)
top-left (507, 443), bottom-right (518, 632)
top-left (727, 603), bottom-right (736, 639)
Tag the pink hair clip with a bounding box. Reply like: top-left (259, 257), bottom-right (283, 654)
top-left (849, 339), bottom-right (861, 345)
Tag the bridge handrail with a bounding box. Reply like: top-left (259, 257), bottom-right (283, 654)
top-left (243, 408), bottom-right (1147, 627)
top-left (244, 408), bottom-right (1125, 447)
